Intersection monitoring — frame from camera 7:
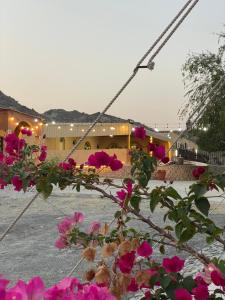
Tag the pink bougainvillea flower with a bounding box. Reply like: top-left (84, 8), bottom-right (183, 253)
top-left (68, 158), bottom-right (76, 167)
top-left (134, 126), bottom-right (146, 140)
top-left (147, 143), bottom-right (155, 152)
top-left (55, 236), bottom-right (68, 249)
top-left (5, 156), bottom-right (15, 166)
top-left (127, 278), bottom-right (139, 292)
top-left (11, 175), bottom-right (23, 192)
top-left (192, 166), bottom-right (206, 179)
top-left (161, 157), bottom-right (169, 164)
top-left (116, 190), bottom-right (127, 201)
top-left (137, 241), bottom-right (153, 257)
top-left (88, 151), bottom-right (123, 171)
top-left (116, 180), bottom-right (133, 208)
top-left (26, 130), bottom-right (32, 137)
top-left (192, 284), bottom-right (209, 300)
top-left (6, 277), bottom-right (45, 300)
top-left (175, 288), bottom-right (192, 300)
top-left (0, 152), bottom-right (4, 162)
top-left (117, 251), bottom-right (136, 274)
top-left (162, 256), bottom-right (185, 273)
top-left (109, 158), bottom-right (123, 171)
top-left (73, 212), bottom-right (84, 223)
top-left (88, 221), bottom-right (101, 234)
top-left (153, 145), bottom-right (166, 160)
top-left (144, 290), bottom-right (151, 299)
top-left (45, 277), bottom-right (80, 300)
top-left (41, 145), bottom-right (47, 152)
top-left (75, 283), bottom-right (116, 300)
top-left (21, 128), bottom-right (28, 135)
top-left (38, 151), bottom-right (47, 162)
top-left (58, 162), bottom-right (72, 171)
top-left (0, 178), bottom-right (7, 189)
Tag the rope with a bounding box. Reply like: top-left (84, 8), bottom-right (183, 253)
top-left (0, 0), bottom-right (200, 243)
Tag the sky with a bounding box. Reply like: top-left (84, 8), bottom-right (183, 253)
top-left (0, 0), bottom-right (225, 129)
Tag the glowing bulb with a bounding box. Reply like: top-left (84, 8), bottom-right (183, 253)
top-left (109, 134), bottom-right (113, 138)
top-left (16, 122), bottom-right (19, 126)
top-left (69, 128), bottom-right (73, 131)
top-left (110, 127), bottom-right (115, 131)
top-left (70, 124), bottom-right (74, 127)
top-left (34, 118), bottom-right (38, 122)
top-left (154, 128), bottom-right (159, 132)
top-left (52, 121), bottom-right (56, 125)
top-left (92, 129), bottom-right (96, 132)
top-left (45, 123), bottom-right (48, 126)
top-left (102, 128), bottom-right (106, 132)
top-left (35, 126), bottom-right (38, 129)
top-left (57, 126), bottom-right (61, 129)
top-left (132, 127), bottom-right (135, 132)
top-left (81, 129), bottom-right (85, 132)
top-left (10, 117), bottom-right (14, 121)
top-left (39, 122), bottom-right (43, 126)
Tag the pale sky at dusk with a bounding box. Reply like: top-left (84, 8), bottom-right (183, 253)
top-left (0, 0), bottom-right (225, 128)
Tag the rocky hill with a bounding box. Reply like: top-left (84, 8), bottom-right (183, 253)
top-left (43, 109), bottom-right (127, 123)
top-left (0, 91), bottom-right (42, 118)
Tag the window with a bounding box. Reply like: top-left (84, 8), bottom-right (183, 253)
top-left (84, 142), bottom-right (91, 150)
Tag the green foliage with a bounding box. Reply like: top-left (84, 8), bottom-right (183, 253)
top-left (180, 29), bottom-right (225, 151)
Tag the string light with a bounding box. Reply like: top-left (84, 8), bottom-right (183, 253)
top-left (45, 123), bottom-right (48, 126)
top-left (16, 122), bottom-right (19, 126)
top-left (102, 128), bottom-right (106, 132)
top-left (70, 124), bottom-right (74, 127)
top-left (35, 126), bottom-right (38, 129)
top-left (52, 121), bottom-right (56, 125)
top-left (10, 117), bottom-right (14, 121)
top-left (109, 134), bottom-right (113, 138)
top-left (92, 129), bottom-right (96, 132)
top-left (110, 127), bottom-right (115, 131)
top-left (81, 129), bottom-right (85, 132)
top-left (39, 122), bottom-right (43, 126)
top-left (57, 126), bottom-right (61, 129)
top-left (34, 119), bottom-right (38, 122)
top-left (69, 128), bottom-right (73, 131)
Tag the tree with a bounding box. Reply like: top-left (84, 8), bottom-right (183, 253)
top-left (180, 29), bottom-right (225, 152)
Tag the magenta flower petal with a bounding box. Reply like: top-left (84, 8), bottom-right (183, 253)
top-left (175, 288), bottom-right (192, 300)
top-left (137, 241), bottom-right (153, 257)
top-left (162, 256), bottom-right (185, 273)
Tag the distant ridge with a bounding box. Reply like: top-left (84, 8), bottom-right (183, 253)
top-left (43, 109), bottom-right (127, 123)
top-left (0, 91), bottom-right (154, 131)
top-left (0, 91), bottom-right (42, 118)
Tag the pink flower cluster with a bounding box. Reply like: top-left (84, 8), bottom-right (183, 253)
top-left (4, 133), bottom-right (25, 157)
top-left (21, 128), bottom-right (32, 136)
top-left (55, 212), bottom-right (84, 249)
top-left (148, 143), bottom-right (169, 164)
top-left (55, 212), bottom-right (101, 249)
top-left (58, 158), bottom-right (76, 171)
top-left (133, 126), bottom-right (146, 140)
top-left (0, 276), bottom-right (115, 300)
top-left (38, 145), bottom-right (47, 162)
top-left (116, 180), bottom-right (133, 208)
top-left (88, 151), bottom-right (123, 171)
top-left (192, 166), bottom-right (206, 179)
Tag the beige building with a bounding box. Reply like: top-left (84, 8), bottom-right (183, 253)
top-left (43, 122), bottom-right (172, 165)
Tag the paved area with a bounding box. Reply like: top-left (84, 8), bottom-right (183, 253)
top-left (0, 181), bottom-right (225, 287)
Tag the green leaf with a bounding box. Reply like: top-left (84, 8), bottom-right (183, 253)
top-left (160, 275), bottom-right (171, 289)
top-left (191, 184), bottom-right (207, 198)
top-left (166, 187), bottom-right (182, 200)
top-left (130, 195), bottom-right (141, 211)
top-left (183, 276), bottom-right (197, 292)
top-left (175, 222), bottom-right (183, 239)
top-left (180, 225), bottom-right (196, 243)
top-left (195, 197), bottom-right (210, 216)
top-left (150, 190), bottom-right (161, 212)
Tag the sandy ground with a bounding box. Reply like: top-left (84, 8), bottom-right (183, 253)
top-left (0, 180), bottom-right (225, 287)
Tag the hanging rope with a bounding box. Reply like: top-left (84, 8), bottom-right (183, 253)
top-left (0, 0), bottom-right (200, 243)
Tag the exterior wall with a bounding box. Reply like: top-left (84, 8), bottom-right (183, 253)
top-left (46, 148), bottom-right (130, 165)
top-left (0, 111), bottom-right (8, 132)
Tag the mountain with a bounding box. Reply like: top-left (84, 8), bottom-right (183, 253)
top-left (0, 91), bottom-right (42, 118)
top-left (43, 109), bottom-right (127, 123)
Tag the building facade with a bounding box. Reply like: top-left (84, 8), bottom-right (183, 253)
top-left (43, 122), bottom-right (172, 165)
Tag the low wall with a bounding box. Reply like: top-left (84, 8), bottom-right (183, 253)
top-left (47, 149), bottom-right (130, 165)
